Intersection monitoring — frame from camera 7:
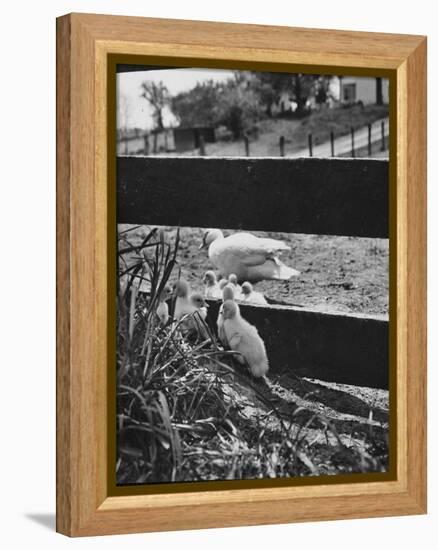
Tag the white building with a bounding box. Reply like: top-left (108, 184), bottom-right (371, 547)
top-left (338, 76), bottom-right (389, 105)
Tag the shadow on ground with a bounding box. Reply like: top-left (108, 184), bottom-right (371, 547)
top-left (25, 513), bottom-right (56, 531)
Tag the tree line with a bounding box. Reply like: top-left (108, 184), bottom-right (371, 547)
top-left (141, 72), bottom-right (333, 140)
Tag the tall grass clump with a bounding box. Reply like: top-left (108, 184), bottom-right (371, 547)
top-left (116, 226), bottom-right (238, 483)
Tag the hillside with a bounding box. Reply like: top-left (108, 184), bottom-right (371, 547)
top-left (178, 104), bottom-right (389, 157)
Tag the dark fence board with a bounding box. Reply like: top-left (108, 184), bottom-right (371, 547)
top-left (205, 300), bottom-right (389, 389)
top-left (117, 156), bottom-right (388, 238)
top-left (116, 64), bottom-right (179, 72)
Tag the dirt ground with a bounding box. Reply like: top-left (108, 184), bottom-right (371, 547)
top-left (121, 225), bottom-right (388, 316)
top-left (237, 371), bottom-right (389, 475)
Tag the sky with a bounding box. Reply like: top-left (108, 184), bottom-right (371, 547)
top-left (116, 67), bottom-right (234, 130)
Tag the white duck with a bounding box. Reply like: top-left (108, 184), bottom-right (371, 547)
top-left (217, 284), bottom-right (235, 347)
top-left (222, 300), bottom-right (269, 378)
top-left (200, 229), bottom-right (299, 282)
top-left (240, 282), bottom-right (268, 305)
top-left (203, 270), bottom-right (222, 299)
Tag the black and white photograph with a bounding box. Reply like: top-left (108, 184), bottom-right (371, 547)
top-left (115, 66), bottom-right (390, 486)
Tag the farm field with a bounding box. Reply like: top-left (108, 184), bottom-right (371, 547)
top-left (118, 104), bottom-right (390, 159)
top-left (155, 104), bottom-right (389, 158)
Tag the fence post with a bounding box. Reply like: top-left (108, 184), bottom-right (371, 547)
top-left (381, 121), bottom-right (385, 151)
top-left (368, 124), bottom-right (372, 156)
top-left (330, 131), bottom-right (335, 157)
top-left (124, 138), bottom-right (128, 155)
top-left (244, 135), bottom-right (250, 157)
top-left (279, 135), bottom-right (285, 157)
top-left (199, 135), bottom-right (206, 156)
top-left (308, 134), bottom-right (313, 157)
top-left (143, 134), bottom-right (149, 156)
top-left (153, 132), bottom-right (157, 155)
top-left (350, 127), bottom-right (355, 158)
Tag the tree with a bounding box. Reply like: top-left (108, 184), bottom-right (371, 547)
top-left (291, 74), bottom-right (321, 114)
top-left (250, 72), bottom-right (326, 116)
top-left (171, 81), bottom-right (221, 127)
top-left (169, 71), bottom-right (332, 142)
top-left (249, 72), bottom-right (292, 117)
top-left (140, 80), bottom-right (170, 130)
top-left (215, 80), bottom-right (263, 139)
top-left (172, 76), bottom-right (262, 139)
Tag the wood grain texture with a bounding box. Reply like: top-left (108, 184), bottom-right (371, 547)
top-left (72, 12), bottom-right (423, 69)
top-left (56, 14), bottom-right (72, 536)
top-left (117, 157), bottom-right (389, 238)
top-left (405, 38), bottom-right (427, 511)
top-left (56, 13), bottom-right (427, 536)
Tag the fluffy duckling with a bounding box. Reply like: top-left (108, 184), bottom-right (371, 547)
top-left (200, 229), bottom-right (299, 283)
top-left (155, 284), bottom-right (172, 324)
top-left (217, 284), bottom-right (235, 347)
top-left (240, 282), bottom-right (268, 305)
top-left (173, 280), bottom-right (207, 319)
top-left (173, 280), bottom-right (209, 339)
top-left (218, 278), bottom-right (228, 290)
top-left (222, 300), bottom-right (269, 378)
top-left (173, 279), bottom-right (193, 321)
top-left (222, 284), bottom-right (235, 302)
top-left (184, 292), bottom-right (210, 340)
top-left (203, 270), bottom-right (222, 299)
top-left (188, 292), bottom-right (209, 322)
top-left (228, 273), bottom-right (242, 298)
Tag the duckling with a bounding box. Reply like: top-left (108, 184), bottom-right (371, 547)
top-left (240, 282), bottom-right (268, 305)
top-left (203, 270), bottom-right (222, 299)
top-left (173, 280), bottom-right (209, 339)
top-left (222, 300), bottom-right (269, 378)
top-left (189, 293), bottom-right (209, 322)
top-left (228, 273), bottom-right (242, 298)
top-left (222, 284), bottom-right (235, 302)
top-left (173, 279), bottom-right (192, 321)
top-left (174, 280), bottom-right (209, 320)
top-left (217, 284), bottom-right (235, 347)
top-left (184, 292), bottom-right (210, 340)
top-left (155, 284), bottom-right (172, 324)
top-left (200, 229), bottom-right (299, 283)
top-left (218, 279), bottom-right (228, 291)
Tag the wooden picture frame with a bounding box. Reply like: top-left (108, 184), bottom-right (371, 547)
top-left (56, 13), bottom-right (427, 536)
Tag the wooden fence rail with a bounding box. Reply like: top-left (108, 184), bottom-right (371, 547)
top-left (205, 301), bottom-right (388, 389)
top-left (117, 156), bottom-right (390, 389)
top-left (117, 156), bottom-right (388, 238)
